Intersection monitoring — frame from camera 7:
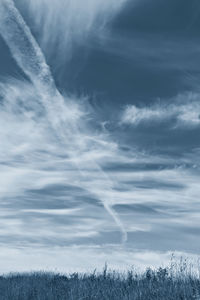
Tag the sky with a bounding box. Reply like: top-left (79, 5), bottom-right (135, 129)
top-left (0, 0), bottom-right (200, 273)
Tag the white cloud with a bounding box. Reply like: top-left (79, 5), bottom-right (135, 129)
top-left (16, 0), bottom-right (128, 62)
top-left (22, 208), bottom-right (81, 216)
top-left (121, 92), bottom-right (200, 128)
top-left (0, 77), bottom-right (200, 251)
top-left (0, 245), bottom-right (192, 274)
top-left (0, 74), bottom-right (129, 243)
top-left (1, 0), bottom-right (200, 270)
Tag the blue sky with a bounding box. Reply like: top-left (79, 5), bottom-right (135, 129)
top-left (0, 0), bottom-right (200, 272)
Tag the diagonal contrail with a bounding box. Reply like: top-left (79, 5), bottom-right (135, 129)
top-left (0, 0), bottom-right (127, 243)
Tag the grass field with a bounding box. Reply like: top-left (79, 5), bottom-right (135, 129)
top-left (0, 261), bottom-right (200, 299)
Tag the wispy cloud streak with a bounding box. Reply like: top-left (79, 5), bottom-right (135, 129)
top-left (16, 0), bottom-right (128, 62)
top-left (0, 0), bottom-right (127, 242)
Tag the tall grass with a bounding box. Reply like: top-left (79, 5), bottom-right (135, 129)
top-left (0, 260), bottom-right (200, 299)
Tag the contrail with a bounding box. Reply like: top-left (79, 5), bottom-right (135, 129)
top-left (0, 0), bottom-right (66, 132)
top-left (0, 1), bottom-right (54, 90)
top-left (0, 0), bottom-right (127, 243)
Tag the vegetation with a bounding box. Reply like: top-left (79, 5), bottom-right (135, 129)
top-left (0, 260), bottom-right (200, 299)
